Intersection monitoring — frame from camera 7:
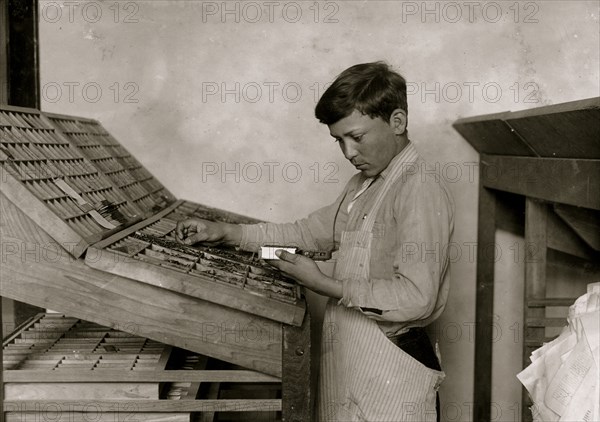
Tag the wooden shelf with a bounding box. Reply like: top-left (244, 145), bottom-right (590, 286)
top-left (3, 313), bottom-right (284, 421)
top-left (453, 97), bottom-right (600, 422)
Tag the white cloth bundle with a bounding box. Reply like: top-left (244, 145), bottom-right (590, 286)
top-left (517, 282), bottom-right (600, 421)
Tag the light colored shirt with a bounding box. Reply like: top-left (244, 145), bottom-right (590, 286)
top-left (240, 142), bottom-right (455, 336)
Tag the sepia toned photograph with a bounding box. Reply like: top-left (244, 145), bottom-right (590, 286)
top-left (0, 1), bottom-right (598, 421)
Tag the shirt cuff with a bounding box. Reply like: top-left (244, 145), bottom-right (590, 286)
top-left (339, 278), bottom-right (384, 317)
top-left (338, 278), bottom-right (363, 307)
top-left (239, 224), bottom-right (263, 252)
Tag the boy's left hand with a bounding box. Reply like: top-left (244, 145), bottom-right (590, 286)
top-left (269, 250), bottom-right (343, 299)
top-left (268, 250), bottom-right (323, 289)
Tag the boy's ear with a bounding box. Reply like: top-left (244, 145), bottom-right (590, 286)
top-left (389, 109), bottom-right (407, 135)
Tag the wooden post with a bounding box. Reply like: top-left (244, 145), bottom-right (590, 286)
top-left (1, 0), bottom-right (8, 104)
top-left (1, 297), bottom-right (3, 422)
top-left (522, 199), bottom-right (548, 421)
top-left (473, 178), bottom-right (496, 421)
top-left (6, 0), bottom-right (40, 108)
top-left (1, 4), bottom-right (41, 417)
top-left (282, 312), bottom-right (312, 422)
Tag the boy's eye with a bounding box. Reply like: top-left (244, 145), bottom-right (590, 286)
top-left (352, 134), bottom-right (364, 142)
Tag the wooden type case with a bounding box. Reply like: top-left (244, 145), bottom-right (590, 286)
top-left (44, 112), bottom-right (176, 215)
top-left (3, 313), bottom-right (284, 421)
top-left (0, 105), bottom-right (143, 258)
top-left (0, 105), bottom-right (313, 421)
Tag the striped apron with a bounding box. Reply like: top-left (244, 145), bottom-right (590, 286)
top-left (317, 149), bottom-right (445, 421)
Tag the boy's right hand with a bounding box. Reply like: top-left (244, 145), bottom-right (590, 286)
top-left (175, 218), bottom-right (235, 246)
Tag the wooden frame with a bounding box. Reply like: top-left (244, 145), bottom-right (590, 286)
top-left (3, 0), bottom-right (40, 109)
top-left (1, 191), bottom-right (313, 420)
top-left (453, 97), bottom-right (600, 421)
top-left (1, 106), bottom-right (314, 421)
top-left (2, 313), bottom-right (285, 421)
top-left (84, 200), bottom-right (304, 327)
top-left (0, 0), bottom-right (8, 104)
top-left (0, 9), bottom-right (314, 420)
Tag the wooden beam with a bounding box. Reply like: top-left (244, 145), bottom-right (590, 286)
top-left (0, 170), bottom-right (93, 258)
top-left (554, 204), bottom-right (600, 251)
top-left (2, 400), bottom-right (282, 413)
top-left (1, 294), bottom-right (3, 422)
top-left (525, 318), bottom-right (565, 328)
top-left (3, 413), bottom-right (190, 422)
top-left (3, 370), bottom-right (279, 383)
top-left (282, 312), bottom-right (312, 422)
top-left (0, 0), bottom-right (7, 104)
top-left (180, 356), bottom-right (207, 402)
top-left (473, 181), bottom-right (496, 422)
top-left (4, 382), bottom-right (159, 400)
top-left (7, 0), bottom-right (39, 108)
top-left (452, 115), bottom-right (537, 156)
top-left (546, 207), bottom-right (597, 260)
top-left (524, 200), bottom-right (549, 304)
top-left (505, 109), bottom-right (600, 159)
top-left (0, 194), bottom-right (283, 377)
top-left (522, 199), bottom-right (549, 422)
top-left (490, 192), bottom-right (595, 258)
top-left (480, 155), bottom-right (600, 210)
top-left (527, 298), bottom-right (578, 307)
top-left (86, 245), bottom-right (304, 326)
top-left (200, 381), bottom-right (221, 422)
top-left (453, 97), bottom-right (600, 158)
top-left (505, 97), bottom-right (599, 117)
top-left (1, 300), bottom-right (43, 338)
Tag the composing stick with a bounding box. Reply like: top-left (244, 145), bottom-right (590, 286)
top-left (260, 246), bottom-right (298, 260)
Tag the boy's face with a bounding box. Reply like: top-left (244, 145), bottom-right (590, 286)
top-left (328, 109), bottom-right (407, 178)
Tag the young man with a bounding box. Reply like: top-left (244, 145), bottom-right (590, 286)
top-left (176, 62), bottom-right (454, 421)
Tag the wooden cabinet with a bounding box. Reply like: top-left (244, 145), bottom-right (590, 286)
top-left (0, 105), bottom-right (313, 421)
top-left (453, 97), bottom-right (600, 421)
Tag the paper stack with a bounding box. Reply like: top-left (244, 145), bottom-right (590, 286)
top-left (517, 282), bottom-right (600, 421)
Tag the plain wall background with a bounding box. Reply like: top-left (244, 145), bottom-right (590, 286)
top-left (39, 1), bottom-right (599, 420)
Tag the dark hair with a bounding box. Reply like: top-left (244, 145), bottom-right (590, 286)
top-left (315, 61), bottom-right (408, 126)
